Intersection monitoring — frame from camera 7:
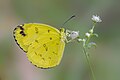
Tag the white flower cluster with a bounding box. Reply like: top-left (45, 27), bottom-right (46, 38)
top-left (91, 15), bottom-right (102, 23)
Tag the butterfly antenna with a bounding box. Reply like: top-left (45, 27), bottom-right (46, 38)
top-left (62, 15), bottom-right (76, 27)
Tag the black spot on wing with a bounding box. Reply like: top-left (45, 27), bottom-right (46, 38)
top-left (48, 30), bottom-right (50, 33)
top-left (56, 43), bottom-right (59, 45)
top-left (35, 27), bottom-right (38, 33)
top-left (43, 44), bottom-right (46, 47)
top-left (53, 51), bottom-right (58, 55)
top-left (35, 52), bottom-right (37, 55)
top-left (43, 44), bottom-right (48, 51)
top-left (20, 31), bottom-right (26, 36)
top-left (35, 40), bottom-right (39, 43)
top-left (48, 57), bottom-right (51, 59)
top-left (17, 24), bottom-right (24, 30)
top-left (39, 54), bottom-right (42, 57)
top-left (42, 58), bottom-right (45, 61)
top-left (45, 47), bottom-right (48, 51)
top-left (50, 37), bottom-right (52, 40)
top-left (34, 52), bottom-right (42, 57)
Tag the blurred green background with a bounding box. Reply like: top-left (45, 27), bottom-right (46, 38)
top-left (0, 0), bottom-right (120, 80)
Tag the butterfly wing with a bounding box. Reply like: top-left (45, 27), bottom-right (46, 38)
top-left (13, 23), bottom-right (65, 68)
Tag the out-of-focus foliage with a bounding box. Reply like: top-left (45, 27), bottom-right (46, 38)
top-left (0, 0), bottom-right (120, 80)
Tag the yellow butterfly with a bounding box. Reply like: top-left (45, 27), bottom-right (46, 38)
top-left (13, 23), bottom-right (79, 69)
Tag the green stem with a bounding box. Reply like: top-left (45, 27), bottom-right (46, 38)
top-left (92, 22), bottom-right (96, 30)
top-left (83, 47), bottom-right (96, 80)
top-left (82, 21), bottom-right (97, 80)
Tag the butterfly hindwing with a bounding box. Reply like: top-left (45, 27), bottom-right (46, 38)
top-left (27, 38), bottom-right (65, 68)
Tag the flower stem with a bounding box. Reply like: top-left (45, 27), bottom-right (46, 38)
top-left (83, 47), bottom-right (96, 80)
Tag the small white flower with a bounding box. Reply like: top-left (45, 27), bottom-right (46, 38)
top-left (91, 15), bottom-right (102, 22)
top-left (69, 31), bottom-right (79, 39)
top-left (85, 32), bottom-right (90, 37)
